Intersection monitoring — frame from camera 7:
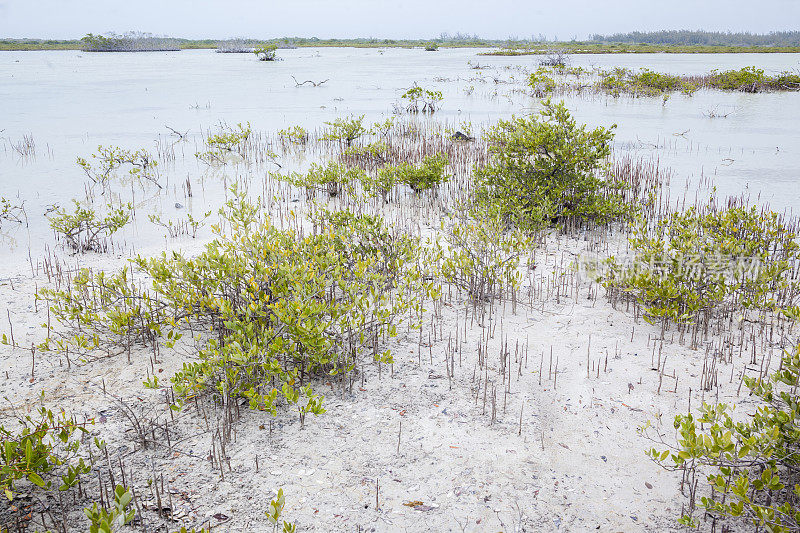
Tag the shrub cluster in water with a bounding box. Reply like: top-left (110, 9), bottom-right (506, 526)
top-left (707, 66), bottom-right (800, 93)
top-left (600, 67), bottom-right (699, 96)
top-left (529, 65), bottom-right (800, 97)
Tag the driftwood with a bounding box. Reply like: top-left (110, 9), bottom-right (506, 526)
top-left (291, 75), bottom-right (330, 87)
top-left (164, 125), bottom-right (188, 140)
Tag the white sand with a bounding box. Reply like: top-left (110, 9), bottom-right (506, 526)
top-left (0, 225), bottom-right (764, 533)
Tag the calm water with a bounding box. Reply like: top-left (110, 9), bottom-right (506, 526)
top-left (1, 48), bottom-right (799, 271)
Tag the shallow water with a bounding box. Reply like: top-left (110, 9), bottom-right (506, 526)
top-left (1, 48), bottom-right (799, 271)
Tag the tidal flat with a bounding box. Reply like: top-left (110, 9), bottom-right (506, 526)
top-left (1, 48), bottom-right (799, 532)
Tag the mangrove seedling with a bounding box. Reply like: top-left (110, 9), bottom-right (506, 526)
top-left (254, 43), bottom-right (278, 61)
top-left (642, 344), bottom-right (800, 532)
top-left (0, 403), bottom-right (99, 501)
top-left (401, 86), bottom-right (443, 113)
top-left (84, 485), bottom-right (135, 533)
top-left (321, 115), bottom-right (366, 147)
top-left (77, 145), bottom-right (160, 189)
top-left (48, 200), bottom-right (132, 252)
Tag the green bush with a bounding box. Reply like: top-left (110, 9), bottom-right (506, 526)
top-left (342, 141), bottom-right (392, 166)
top-left (770, 71), bottom-right (800, 90)
top-left (439, 210), bottom-right (531, 302)
top-left (48, 200), bottom-right (131, 252)
top-left (275, 161), bottom-right (365, 198)
top-left (254, 43), bottom-right (277, 61)
top-left (77, 145), bottom-right (160, 188)
top-left (599, 68), bottom-right (697, 96)
top-left (42, 192), bottom-right (429, 424)
top-left (150, 201), bottom-right (425, 419)
top-left (321, 115), bottom-right (366, 147)
top-left (369, 118), bottom-right (395, 137)
top-left (379, 154), bottom-right (449, 193)
top-left (643, 344), bottom-right (800, 531)
top-left (709, 66), bottom-right (766, 92)
top-left (0, 404), bottom-right (100, 501)
top-left (38, 265), bottom-right (165, 355)
top-left (277, 125), bottom-right (309, 145)
top-left (474, 99), bottom-right (624, 231)
top-left (358, 164), bottom-right (401, 204)
top-left (196, 122), bottom-right (253, 165)
top-left (401, 86), bottom-right (443, 113)
top-left (527, 68), bottom-right (556, 96)
top-left (604, 205), bottom-right (800, 325)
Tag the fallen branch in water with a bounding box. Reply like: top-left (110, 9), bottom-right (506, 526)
top-left (164, 125), bottom-right (188, 140)
top-left (291, 75), bottom-right (330, 87)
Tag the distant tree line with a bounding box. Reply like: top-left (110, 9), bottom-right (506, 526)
top-left (590, 30), bottom-right (800, 47)
top-left (81, 32), bottom-right (181, 52)
top-left (4, 30), bottom-right (800, 52)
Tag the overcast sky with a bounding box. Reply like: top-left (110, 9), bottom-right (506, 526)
top-left (1, 0), bottom-right (798, 40)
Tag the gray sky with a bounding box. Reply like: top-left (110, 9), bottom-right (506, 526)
top-left (1, 0), bottom-right (798, 40)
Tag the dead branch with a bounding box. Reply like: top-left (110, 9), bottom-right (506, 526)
top-left (291, 75), bottom-right (330, 87)
top-left (164, 125), bottom-right (188, 140)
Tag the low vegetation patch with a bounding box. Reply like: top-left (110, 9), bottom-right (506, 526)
top-left (254, 44), bottom-right (278, 61)
top-left (531, 64), bottom-right (800, 98)
top-left (321, 115), bottom-right (366, 147)
top-left (77, 145), bottom-right (160, 189)
top-left (274, 161), bottom-right (365, 198)
top-left (40, 193), bottom-right (431, 424)
top-left (377, 154), bottom-right (450, 193)
top-left (0, 403), bottom-right (101, 501)
top-left (599, 67), bottom-right (698, 96)
top-left (439, 210), bottom-right (531, 302)
top-left (196, 122), bottom-right (254, 165)
top-left (603, 205), bottom-right (800, 327)
top-left (400, 86), bottom-right (443, 114)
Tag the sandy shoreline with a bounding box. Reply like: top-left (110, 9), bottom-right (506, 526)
top-left (0, 222), bottom-right (767, 532)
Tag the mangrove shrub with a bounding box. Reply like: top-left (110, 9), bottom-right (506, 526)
top-left (644, 344), bottom-right (800, 531)
top-left (604, 205), bottom-right (800, 325)
top-left (474, 100), bottom-right (624, 231)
